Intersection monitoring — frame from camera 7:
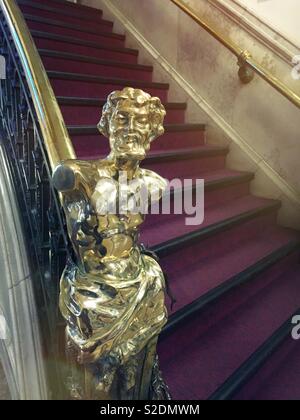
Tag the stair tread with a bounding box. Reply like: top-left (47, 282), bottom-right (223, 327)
top-left (25, 13), bottom-right (123, 39)
top-left (39, 49), bottom-right (152, 71)
top-left (31, 30), bottom-right (139, 55)
top-left (48, 70), bottom-right (169, 89)
top-left (57, 96), bottom-right (187, 109)
top-left (23, 0), bottom-right (103, 15)
top-left (146, 145), bottom-right (227, 159)
top-left (80, 145), bottom-right (228, 162)
top-left (194, 168), bottom-right (253, 185)
top-left (68, 123), bottom-right (205, 134)
top-left (159, 249), bottom-right (300, 399)
top-left (143, 194), bottom-right (280, 249)
top-left (154, 167), bottom-right (252, 187)
top-left (18, 0), bottom-right (107, 24)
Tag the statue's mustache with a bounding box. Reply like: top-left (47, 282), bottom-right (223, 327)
top-left (115, 131), bottom-right (143, 144)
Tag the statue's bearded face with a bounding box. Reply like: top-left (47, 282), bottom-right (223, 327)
top-left (109, 100), bottom-right (152, 161)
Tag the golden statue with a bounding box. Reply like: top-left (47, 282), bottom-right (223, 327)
top-left (52, 88), bottom-right (170, 400)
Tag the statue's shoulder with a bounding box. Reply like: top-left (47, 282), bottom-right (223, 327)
top-left (140, 168), bottom-right (167, 193)
top-left (53, 159), bottom-right (98, 193)
top-left (64, 158), bottom-right (97, 172)
top-left (94, 159), bottom-right (115, 179)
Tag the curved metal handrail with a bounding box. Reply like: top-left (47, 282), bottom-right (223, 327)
top-left (171, 0), bottom-right (300, 109)
top-left (0, 0), bottom-right (76, 170)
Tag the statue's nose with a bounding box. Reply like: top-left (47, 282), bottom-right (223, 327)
top-left (128, 116), bottom-right (135, 133)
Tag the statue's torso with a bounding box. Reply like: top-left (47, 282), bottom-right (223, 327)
top-left (62, 159), bottom-right (166, 277)
top-left (59, 159), bottom-right (168, 358)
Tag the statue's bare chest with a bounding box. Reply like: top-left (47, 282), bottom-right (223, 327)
top-left (91, 174), bottom-right (149, 216)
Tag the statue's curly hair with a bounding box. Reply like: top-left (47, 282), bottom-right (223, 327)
top-left (98, 87), bottom-right (166, 142)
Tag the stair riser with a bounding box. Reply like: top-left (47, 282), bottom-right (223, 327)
top-left (34, 37), bottom-right (138, 64)
top-left (20, 5), bottom-right (112, 31)
top-left (27, 20), bottom-right (124, 47)
top-left (60, 104), bottom-right (185, 125)
top-left (50, 78), bottom-right (169, 102)
top-left (42, 56), bottom-right (153, 82)
top-left (70, 131), bottom-right (205, 157)
top-left (20, 0), bottom-right (103, 18)
top-left (158, 250), bottom-right (300, 400)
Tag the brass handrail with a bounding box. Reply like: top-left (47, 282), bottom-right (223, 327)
top-left (171, 0), bottom-right (300, 109)
top-left (0, 0), bottom-right (76, 170)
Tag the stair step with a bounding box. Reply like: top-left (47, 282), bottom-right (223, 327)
top-left (145, 146), bottom-right (227, 163)
top-left (82, 145), bottom-right (225, 161)
top-left (144, 195), bottom-right (280, 253)
top-left (25, 14), bottom-right (125, 47)
top-left (80, 146), bottom-right (228, 180)
top-left (19, 0), bottom-right (103, 19)
top-left (144, 146), bottom-right (227, 178)
top-left (158, 242), bottom-right (300, 399)
top-left (32, 31), bottom-right (139, 64)
top-left (58, 96), bottom-right (186, 125)
top-left (40, 49), bottom-right (153, 82)
top-left (19, 1), bottom-right (111, 29)
top-left (163, 231), bottom-right (300, 324)
top-left (68, 124), bottom-right (205, 134)
top-left (68, 123), bottom-right (204, 156)
top-left (233, 321), bottom-right (300, 400)
top-left (144, 170), bottom-right (253, 229)
top-left (48, 71), bottom-right (169, 101)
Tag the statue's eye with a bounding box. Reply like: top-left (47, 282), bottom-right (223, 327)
top-left (137, 117), bottom-right (148, 124)
top-left (117, 114), bottom-right (127, 122)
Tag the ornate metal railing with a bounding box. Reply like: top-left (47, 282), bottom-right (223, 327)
top-left (0, 0), bottom-right (75, 398)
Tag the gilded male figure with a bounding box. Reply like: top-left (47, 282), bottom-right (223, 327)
top-left (52, 88), bottom-right (169, 400)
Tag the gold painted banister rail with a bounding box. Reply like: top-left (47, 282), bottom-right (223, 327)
top-left (0, 0), bottom-right (76, 170)
top-left (171, 0), bottom-right (300, 109)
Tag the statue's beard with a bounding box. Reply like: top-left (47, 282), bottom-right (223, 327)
top-left (111, 132), bottom-right (149, 160)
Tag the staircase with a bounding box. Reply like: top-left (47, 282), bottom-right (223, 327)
top-left (18, 0), bottom-right (300, 400)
